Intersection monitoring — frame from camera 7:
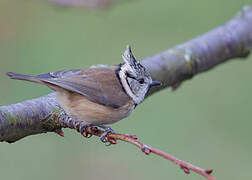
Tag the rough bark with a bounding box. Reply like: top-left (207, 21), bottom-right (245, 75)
top-left (0, 6), bottom-right (252, 143)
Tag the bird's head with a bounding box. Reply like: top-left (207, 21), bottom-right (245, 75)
top-left (118, 45), bottom-right (161, 105)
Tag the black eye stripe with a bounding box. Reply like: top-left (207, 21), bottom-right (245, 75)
top-left (126, 72), bottom-right (145, 84)
top-left (126, 72), bottom-right (137, 80)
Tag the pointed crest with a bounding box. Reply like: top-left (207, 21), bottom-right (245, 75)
top-left (122, 45), bottom-right (138, 66)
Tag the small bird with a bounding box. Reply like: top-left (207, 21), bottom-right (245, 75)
top-left (6, 45), bottom-right (161, 142)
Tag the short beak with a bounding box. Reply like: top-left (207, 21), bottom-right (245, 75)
top-left (150, 80), bottom-right (162, 87)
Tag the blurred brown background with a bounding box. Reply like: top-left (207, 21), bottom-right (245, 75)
top-left (0, 0), bottom-right (252, 180)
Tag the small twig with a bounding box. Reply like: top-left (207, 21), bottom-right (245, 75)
top-left (59, 119), bottom-right (216, 180)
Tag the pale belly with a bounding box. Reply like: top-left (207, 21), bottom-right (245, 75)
top-left (56, 91), bottom-right (135, 125)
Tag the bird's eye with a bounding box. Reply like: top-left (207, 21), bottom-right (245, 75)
top-left (138, 78), bottom-right (145, 84)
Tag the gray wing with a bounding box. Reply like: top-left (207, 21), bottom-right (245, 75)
top-left (36, 69), bottom-right (83, 79)
top-left (37, 68), bottom-right (130, 108)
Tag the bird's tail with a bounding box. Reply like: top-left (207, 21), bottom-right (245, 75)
top-left (6, 72), bottom-right (42, 84)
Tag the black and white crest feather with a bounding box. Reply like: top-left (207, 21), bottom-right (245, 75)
top-left (118, 45), bottom-right (153, 105)
top-left (122, 45), bottom-right (148, 77)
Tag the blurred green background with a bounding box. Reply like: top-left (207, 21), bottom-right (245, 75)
top-left (0, 0), bottom-right (252, 179)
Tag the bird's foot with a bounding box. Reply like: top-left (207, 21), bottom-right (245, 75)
top-left (79, 124), bottom-right (94, 138)
top-left (77, 123), bottom-right (117, 145)
top-left (97, 125), bottom-right (115, 145)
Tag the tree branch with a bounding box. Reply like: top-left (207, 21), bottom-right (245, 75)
top-left (1, 6), bottom-right (252, 180)
top-left (66, 125), bottom-right (216, 180)
top-left (47, 0), bottom-right (122, 8)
